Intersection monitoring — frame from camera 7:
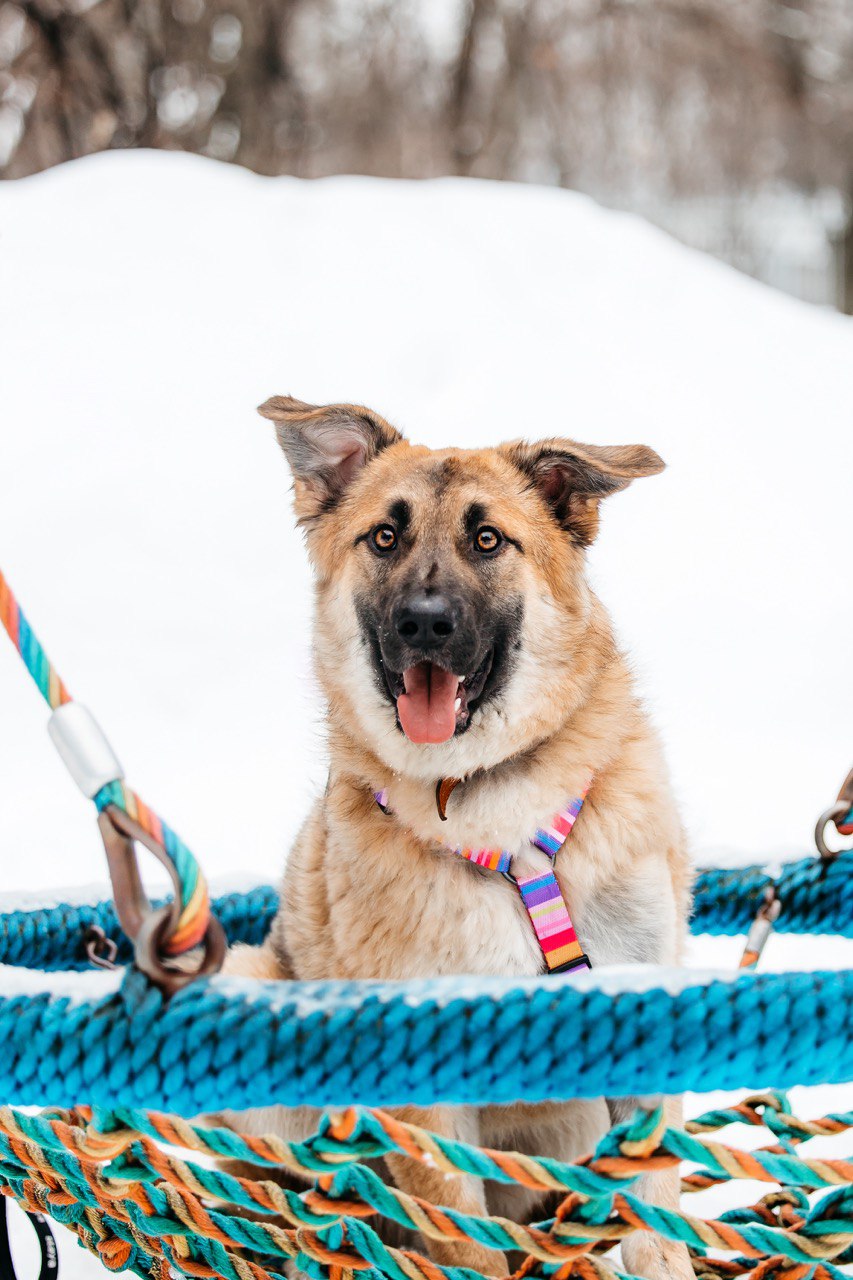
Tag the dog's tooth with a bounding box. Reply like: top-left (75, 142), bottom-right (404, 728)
top-left (454, 697), bottom-right (461, 712)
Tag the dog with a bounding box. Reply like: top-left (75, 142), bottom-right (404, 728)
top-left (223, 394), bottom-right (694, 1280)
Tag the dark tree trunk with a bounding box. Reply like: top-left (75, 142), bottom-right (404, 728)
top-left (839, 187), bottom-right (853, 316)
top-left (447, 0), bottom-right (492, 175)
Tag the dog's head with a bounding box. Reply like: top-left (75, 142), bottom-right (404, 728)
top-left (261, 395), bottom-right (663, 778)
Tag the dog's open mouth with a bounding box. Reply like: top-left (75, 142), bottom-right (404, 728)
top-left (383, 651), bottom-right (493, 744)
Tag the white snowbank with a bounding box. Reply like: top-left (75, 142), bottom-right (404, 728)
top-left (0, 959), bottom-right (741, 1007)
top-left (0, 963), bottom-right (121, 999)
top-left (0, 150), bottom-right (850, 897)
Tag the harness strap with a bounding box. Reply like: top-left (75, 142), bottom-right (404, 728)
top-left (516, 871), bottom-right (588, 973)
top-left (374, 778), bottom-right (592, 974)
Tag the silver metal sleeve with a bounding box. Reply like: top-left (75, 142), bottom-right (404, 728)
top-left (47, 702), bottom-right (124, 799)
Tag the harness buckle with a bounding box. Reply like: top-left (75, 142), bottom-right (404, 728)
top-left (550, 953), bottom-right (592, 975)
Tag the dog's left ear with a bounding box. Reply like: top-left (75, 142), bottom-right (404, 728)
top-left (258, 395), bottom-right (403, 520)
top-left (501, 438), bottom-right (665, 545)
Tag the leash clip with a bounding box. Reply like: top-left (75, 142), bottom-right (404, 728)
top-left (98, 806), bottom-right (226, 995)
top-left (814, 766), bottom-right (853, 861)
top-left (48, 701), bottom-right (225, 993)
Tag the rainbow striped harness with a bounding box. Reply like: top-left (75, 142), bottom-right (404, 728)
top-left (374, 780), bottom-right (592, 975)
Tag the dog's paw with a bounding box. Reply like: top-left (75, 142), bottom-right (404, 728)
top-left (221, 941), bottom-right (291, 979)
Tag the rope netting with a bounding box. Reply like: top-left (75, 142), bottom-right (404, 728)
top-left (1, 1090), bottom-right (852, 1280)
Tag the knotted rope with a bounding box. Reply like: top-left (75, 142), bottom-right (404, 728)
top-left (1, 1093), bottom-right (850, 1280)
top-left (1, 963), bottom-right (852, 1113)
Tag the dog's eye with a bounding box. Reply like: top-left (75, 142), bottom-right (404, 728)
top-left (475, 527), bottom-right (502, 554)
top-left (370, 525), bottom-right (398, 554)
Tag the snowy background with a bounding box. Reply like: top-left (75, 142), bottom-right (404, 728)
top-left (0, 151), bottom-right (852, 1277)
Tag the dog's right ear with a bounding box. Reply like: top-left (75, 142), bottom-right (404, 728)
top-left (258, 395), bottom-right (403, 521)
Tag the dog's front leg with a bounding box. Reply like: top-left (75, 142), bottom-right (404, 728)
top-left (384, 1105), bottom-right (508, 1277)
top-left (606, 1096), bottom-right (693, 1280)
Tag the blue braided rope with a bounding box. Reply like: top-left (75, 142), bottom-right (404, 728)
top-left (691, 847), bottom-right (853, 936)
top-left (0, 965), bottom-right (851, 1114)
top-left (0, 885), bottom-right (277, 970)
top-left (2, 850), bottom-right (849, 972)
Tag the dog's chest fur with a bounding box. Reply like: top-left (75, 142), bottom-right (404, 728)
top-left (275, 752), bottom-right (685, 982)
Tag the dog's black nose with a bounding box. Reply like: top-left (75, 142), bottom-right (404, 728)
top-left (393, 593), bottom-right (457, 649)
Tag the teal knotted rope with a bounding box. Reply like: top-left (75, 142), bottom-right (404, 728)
top-left (1, 1090), bottom-right (851, 1280)
top-left (0, 962), bottom-right (851, 1113)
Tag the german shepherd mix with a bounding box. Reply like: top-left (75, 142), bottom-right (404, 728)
top-left (224, 395), bottom-right (693, 1280)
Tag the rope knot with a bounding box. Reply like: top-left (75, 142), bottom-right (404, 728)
top-left (616, 1106), bottom-right (666, 1159)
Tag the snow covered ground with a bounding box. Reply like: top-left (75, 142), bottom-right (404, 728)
top-left (0, 152), bottom-right (851, 1279)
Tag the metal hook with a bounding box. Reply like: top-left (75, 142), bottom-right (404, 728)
top-left (739, 884), bottom-right (781, 970)
top-left (814, 767), bottom-right (853, 862)
top-left (84, 924), bottom-right (119, 970)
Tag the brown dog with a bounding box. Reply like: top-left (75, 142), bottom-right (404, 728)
top-left (225, 395), bottom-right (693, 1280)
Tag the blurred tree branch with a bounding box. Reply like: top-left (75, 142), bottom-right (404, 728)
top-left (0, 0), bottom-right (851, 306)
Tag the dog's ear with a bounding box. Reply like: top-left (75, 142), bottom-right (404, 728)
top-left (501, 438), bottom-right (664, 545)
top-left (258, 395), bottom-right (403, 520)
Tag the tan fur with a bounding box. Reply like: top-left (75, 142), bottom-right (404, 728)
top-left (226, 398), bottom-right (693, 1279)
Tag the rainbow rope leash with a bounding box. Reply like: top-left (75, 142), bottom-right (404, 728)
top-left (0, 569), bottom-right (210, 957)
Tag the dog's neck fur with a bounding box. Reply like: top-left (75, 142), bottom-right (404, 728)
top-left (324, 603), bottom-right (647, 859)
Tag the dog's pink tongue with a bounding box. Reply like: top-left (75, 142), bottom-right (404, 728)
top-left (397, 664), bottom-right (459, 744)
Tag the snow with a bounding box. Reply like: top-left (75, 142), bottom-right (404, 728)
top-left (0, 955), bottom-right (745, 1004)
top-left (0, 871), bottom-right (270, 913)
top-left (0, 962), bottom-right (121, 999)
top-left (0, 151), bottom-right (851, 886)
top-left (0, 151), bottom-right (851, 1280)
